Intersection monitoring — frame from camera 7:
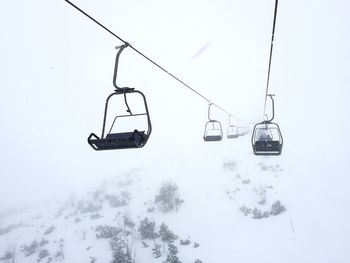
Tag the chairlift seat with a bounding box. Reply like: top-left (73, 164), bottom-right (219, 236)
top-left (227, 125), bottom-right (239, 139)
top-left (88, 130), bottom-right (148, 150)
top-left (253, 140), bottom-right (282, 155)
top-left (203, 135), bottom-right (223, 142)
top-left (227, 134), bottom-right (239, 139)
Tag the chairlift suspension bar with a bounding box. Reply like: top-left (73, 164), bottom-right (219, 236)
top-left (263, 0), bottom-right (278, 117)
top-left (269, 94), bottom-right (275, 122)
top-left (208, 103), bottom-right (213, 121)
top-left (265, 94), bottom-right (275, 123)
top-left (64, 0), bottom-right (236, 119)
top-left (113, 45), bottom-right (128, 90)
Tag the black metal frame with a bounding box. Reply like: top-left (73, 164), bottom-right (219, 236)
top-left (203, 104), bottom-right (223, 142)
top-left (251, 95), bottom-right (283, 155)
top-left (88, 44), bottom-right (152, 150)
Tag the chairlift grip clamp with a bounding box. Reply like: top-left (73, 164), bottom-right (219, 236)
top-left (115, 42), bottom-right (130, 50)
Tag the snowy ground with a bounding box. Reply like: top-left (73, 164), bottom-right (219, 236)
top-left (1, 132), bottom-right (349, 263)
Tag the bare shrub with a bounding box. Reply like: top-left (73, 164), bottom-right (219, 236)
top-left (155, 182), bottom-right (183, 212)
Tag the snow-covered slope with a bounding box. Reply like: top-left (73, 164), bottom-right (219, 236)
top-left (1, 132), bottom-right (349, 263)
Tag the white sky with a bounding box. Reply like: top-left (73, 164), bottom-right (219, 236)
top-left (0, 0), bottom-right (350, 209)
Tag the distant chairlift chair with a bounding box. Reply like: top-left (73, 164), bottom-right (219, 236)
top-left (203, 104), bottom-right (223, 142)
top-left (227, 115), bottom-right (239, 139)
top-left (88, 44), bottom-right (152, 150)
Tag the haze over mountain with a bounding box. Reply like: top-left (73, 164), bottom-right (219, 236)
top-left (1, 0), bottom-right (349, 262)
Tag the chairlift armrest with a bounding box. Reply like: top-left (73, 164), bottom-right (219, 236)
top-left (88, 133), bottom-right (100, 141)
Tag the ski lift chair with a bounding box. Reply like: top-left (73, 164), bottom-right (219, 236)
top-left (227, 125), bottom-right (239, 139)
top-left (227, 115), bottom-right (239, 139)
top-left (204, 120), bottom-right (223, 141)
top-left (251, 122), bottom-right (282, 155)
top-left (251, 95), bottom-right (283, 155)
top-left (203, 104), bottom-right (223, 142)
top-left (88, 44), bottom-right (152, 151)
top-left (237, 126), bottom-right (244, 137)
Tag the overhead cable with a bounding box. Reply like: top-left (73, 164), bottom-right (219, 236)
top-left (263, 0), bottom-right (278, 117)
top-left (64, 0), bottom-right (237, 119)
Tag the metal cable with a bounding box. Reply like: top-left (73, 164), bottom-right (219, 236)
top-left (263, 0), bottom-right (278, 117)
top-left (64, 0), bottom-right (237, 119)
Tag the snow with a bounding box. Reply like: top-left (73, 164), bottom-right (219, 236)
top-left (1, 132), bottom-right (349, 262)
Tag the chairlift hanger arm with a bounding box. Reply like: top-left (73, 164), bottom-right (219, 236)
top-left (228, 114), bottom-right (239, 126)
top-left (208, 103), bottom-right (213, 121)
top-left (112, 45), bottom-right (134, 115)
top-left (269, 94), bottom-right (275, 122)
top-left (113, 44), bottom-right (131, 91)
top-left (264, 94), bottom-right (275, 123)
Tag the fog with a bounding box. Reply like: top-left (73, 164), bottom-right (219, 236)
top-left (1, 0), bottom-right (349, 211)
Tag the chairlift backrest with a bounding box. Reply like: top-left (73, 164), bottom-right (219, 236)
top-left (203, 120), bottom-right (223, 141)
top-left (203, 104), bottom-right (223, 142)
top-left (227, 125), bottom-right (239, 139)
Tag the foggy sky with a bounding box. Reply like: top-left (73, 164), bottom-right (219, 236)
top-left (1, 0), bottom-right (349, 210)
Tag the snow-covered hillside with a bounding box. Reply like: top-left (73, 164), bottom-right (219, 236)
top-left (0, 133), bottom-right (281, 263)
top-left (2, 131), bottom-right (349, 263)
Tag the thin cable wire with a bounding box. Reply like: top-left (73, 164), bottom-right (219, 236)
top-left (64, 0), bottom-right (237, 119)
top-left (263, 0), bottom-right (278, 117)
